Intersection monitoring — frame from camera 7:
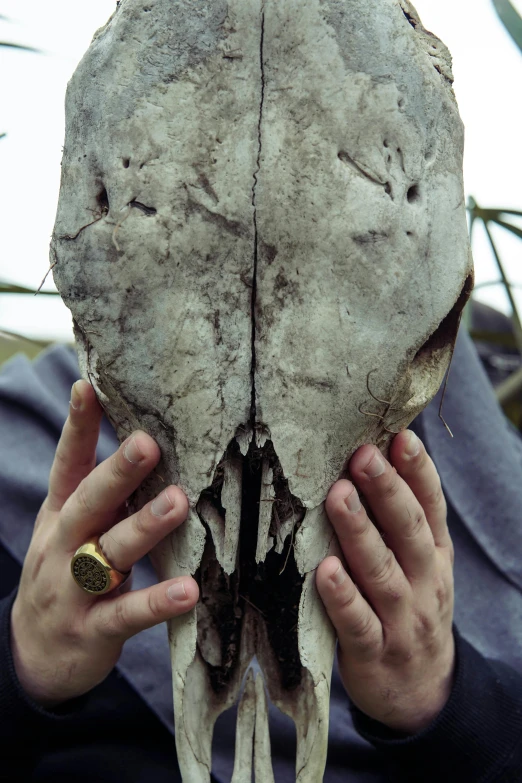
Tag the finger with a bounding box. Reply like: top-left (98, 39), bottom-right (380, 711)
top-left (317, 557), bottom-right (383, 661)
top-left (60, 431), bottom-right (161, 548)
top-left (47, 381), bottom-right (104, 513)
top-left (98, 486), bottom-right (189, 573)
top-left (349, 445), bottom-right (435, 580)
top-left (93, 576), bottom-right (199, 641)
top-left (325, 480), bottom-right (409, 618)
top-left (389, 431), bottom-right (450, 549)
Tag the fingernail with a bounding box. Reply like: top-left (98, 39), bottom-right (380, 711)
top-left (404, 430), bottom-right (421, 459)
top-left (167, 580), bottom-right (187, 601)
top-left (363, 451), bottom-right (385, 478)
top-left (124, 438), bottom-right (145, 464)
top-left (151, 489), bottom-right (174, 517)
top-left (330, 562), bottom-right (346, 587)
top-left (344, 489), bottom-right (361, 513)
top-left (70, 382), bottom-right (82, 411)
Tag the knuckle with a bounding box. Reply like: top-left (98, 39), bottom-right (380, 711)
top-left (351, 610), bottom-right (374, 639)
top-left (413, 610), bottom-right (436, 639)
top-left (350, 613), bottom-right (381, 655)
top-left (379, 474), bottom-right (401, 503)
top-left (403, 510), bottom-right (426, 540)
top-left (368, 548), bottom-right (396, 586)
top-left (147, 590), bottom-right (164, 620)
top-left (338, 586), bottom-right (360, 613)
top-left (433, 573), bottom-right (452, 612)
top-left (384, 641), bottom-right (414, 666)
top-left (342, 515), bottom-right (370, 542)
top-left (131, 509), bottom-right (149, 538)
top-left (100, 599), bottom-right (129, 638)
top-left (75, 479), bottom-right (96, 517)
top-left (423, 480), bottom-right (446, 512)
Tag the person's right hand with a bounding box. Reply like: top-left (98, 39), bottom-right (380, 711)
top-left (10, 380), bottom-right (199, 708)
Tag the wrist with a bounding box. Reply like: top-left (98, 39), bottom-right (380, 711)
top-left (10, 605), bottom-right (65, 708)
top-left (378, 649), bottom-right (456, 735)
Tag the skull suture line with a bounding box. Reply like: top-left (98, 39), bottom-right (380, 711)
top-left (52, 0), bottom-right (473, 779)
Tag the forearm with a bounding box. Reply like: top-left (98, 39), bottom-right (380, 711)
top-left (351, 627), bottom-right (522, 782)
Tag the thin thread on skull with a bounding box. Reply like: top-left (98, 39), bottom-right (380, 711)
top-left (437, 317), bottom-right (462, 440)
top-left (359, 369), bottom-right (402, 435)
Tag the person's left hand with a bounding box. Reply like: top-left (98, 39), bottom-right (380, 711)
top-left (316, 430), bottom-right (455, 735)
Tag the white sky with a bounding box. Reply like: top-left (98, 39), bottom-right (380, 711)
top-left (1, 0), bottom-right (522, 340)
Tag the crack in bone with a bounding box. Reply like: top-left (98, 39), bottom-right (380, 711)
top-left (249, 5), bottom-right (265, 426)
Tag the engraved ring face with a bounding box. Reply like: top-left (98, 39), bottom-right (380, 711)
top-left (72, 554), bottom-right (110, 594)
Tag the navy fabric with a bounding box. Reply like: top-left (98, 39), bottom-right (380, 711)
top-left (1, 331), bottom-right (522, 781)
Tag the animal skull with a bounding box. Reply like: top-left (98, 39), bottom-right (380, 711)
top-left (52, 0), bottom-right (473, 779)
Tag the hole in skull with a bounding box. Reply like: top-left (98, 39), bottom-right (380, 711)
top-left (96, 186), bottom-right (109, 214)
top-left (407, 185), bottom-right (421, 204)
top-left (196, 438), bottom-right (306, 694)
top-left (122, 158), bottom-right (130, 168)
top-left (413, 274), bottom-right (473, 362)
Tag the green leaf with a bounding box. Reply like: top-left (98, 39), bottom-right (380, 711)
top-left (0, 281), bottom-right (59, 296)
top-left (0, 41), bottom-right (41, 53)
top-left (492, 0), bottom-right (522, 53)
top-left (470, 330), bottom-right (519, 349)
top-left (491, 217), bottom-right (522, 240)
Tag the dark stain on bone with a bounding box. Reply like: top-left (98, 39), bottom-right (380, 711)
top-left (338, 151), bottom-right (386, 187)
top-left (196, 437), bottom-right (305, 694)
top-left (291, 375), bottom-right (337, 392)
top-left (196, 172), bottom-right (220, 204)
top-left (184, 187), bottom-right (248, 239)
top-left (260, 240), bottom-right (278, 266)
top-left (211, 309), bottom-right (223, 345)
top-left (197, 535), bottom-right (241, 691)
top-left (273, 269), bottom-right (303, 303)
top-left (352, 230), bottom-right (389, 245)
top-left (129, 200), bottom-right (157, 215)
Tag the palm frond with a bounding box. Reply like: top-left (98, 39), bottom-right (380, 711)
top-left (0, 281), bottom-right (59, 296)
top-left (0, 41), bottom-right (41, 53)
top-left (492, 0), bottom-right (522, 52)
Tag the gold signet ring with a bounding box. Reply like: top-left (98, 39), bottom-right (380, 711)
top-left (71, 537), bottom-right (131, 595)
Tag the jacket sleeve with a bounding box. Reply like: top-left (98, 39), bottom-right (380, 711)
top-left (351, 626), bottom-right (522, 782)
top-left (0, 588), bottom-right (89, 781)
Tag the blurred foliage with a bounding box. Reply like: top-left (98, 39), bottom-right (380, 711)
top-left (492, 0), bottom-right (522, 52)
top-left (0, 21), bottom-right (52, 364)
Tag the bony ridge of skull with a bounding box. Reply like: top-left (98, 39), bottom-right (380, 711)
top-left (52, 0), bottom-right (473, 779)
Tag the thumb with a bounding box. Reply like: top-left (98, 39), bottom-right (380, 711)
top-left (93, 577), bottom-right (199, 640)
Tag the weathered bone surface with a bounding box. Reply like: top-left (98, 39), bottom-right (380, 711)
top-left (52, 0), bottom-right (473, 779)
